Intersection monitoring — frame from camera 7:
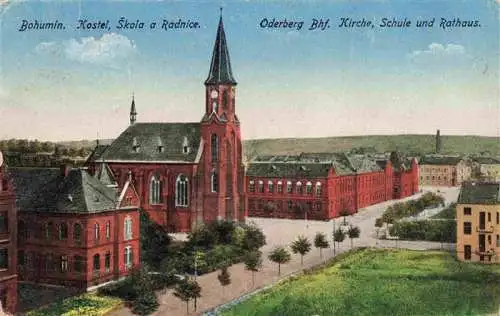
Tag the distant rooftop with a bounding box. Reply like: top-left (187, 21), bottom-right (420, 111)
top-left (458, 182), bottom-right (500, 205)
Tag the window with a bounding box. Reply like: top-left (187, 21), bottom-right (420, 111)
top-left (257, 181), bottom-right (264, 193)
top-left (175, 175), bottom-right (189, 207)
top-left (0, 248), bottom-right (7, 270)
top-left (45, 254), bottom-right (54, 272)
top-left (60, 255), bottom-right (68, 272)
top-left (464, 207), bottom-right (472, 216)
top-left (74, 255), bottom-right (84, 273)
top-left (315, 201), bottom-right (322, 212)
top-left (124, 246), bottom-right (133, 269)
top-left (249, 180), bottom-right (255, 193)
top-left (316, 182), bottom-right (322, 196)
top-left (296, 181), bottom-right (303, 194)
top-left (73, 223), bottom-right (82, 243)
top-left (150, 174), bottom-right (162, 204)
top-left (497, 212), bottom-right (499, 225)
top-left (124, 216), bottom-right (133, 241)
top-left (268, 181), bottom-right (274, 193)
top-left (105, 221), bottom-right (111, 240)
top-left (211, 134), bottom-right (219, 162)
top-left (105, 252), bottom-right (111, 272)
top-left (94, 223), bottom-right (100, 242)
top-left (497, 235), bottom-right (500, 247)
top-left (0, 213), bottom-right (7, 233)
top-left (288, 201), bottom-right (293, 210)
top-left (211, 171), bottom-right (219, 193)
top-left (306, 182), bottom-right (312, 194)
top-left (488, 212), bottom-right (491, 222)
top-left (463, 222), bottom-right (472, 235)
top-left (45, 222), bottom-right (53, 240)
top-left (277, 181), bottom-right (283, 193)
top-left (212, 101), bottom-right (218, 113)
top-left (464, 245), bottom-right (471, 260)
top-left (182, 136), bottom-right (190, 154)
top-left (59, 223), bottom-right (68, 240)
top-left (93, 254), bottom-right (100, 272)
top-left (286, 181), bottom-right (292, 194)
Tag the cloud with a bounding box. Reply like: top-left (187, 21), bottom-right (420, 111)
top-left (409, 43), bottom-right (466, 59)
top-left (35, 33), bottom-right (137, 67)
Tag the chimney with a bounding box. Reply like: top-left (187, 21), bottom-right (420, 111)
top-left (60, 164), bottom-right (70, 177)
top-left (436, 129), bottom-right (442, 154)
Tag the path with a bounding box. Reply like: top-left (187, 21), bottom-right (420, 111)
top-left (109, 186), bottom-right (459, 316)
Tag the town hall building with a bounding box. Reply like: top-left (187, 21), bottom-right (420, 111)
top-left (87, 15), bottom-right (246, 232)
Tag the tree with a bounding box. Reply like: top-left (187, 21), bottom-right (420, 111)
top-left (313, 232), bottom-right (329, 260)
top-left (268, 246), bottom-right (291, 276)
top-left (243, 250), bottom-right (262, 287)
top-left (333, 228), bottom-right (346, 250)
top-left (208, 244), bottom-right (234, 270)
top-left (129, 266), bottom-right (160, 316)
top-left (339, 209), bottom-right (350, 225)
top-left (173, 278), bottom-right (202, 315)
top-left (290, 235), bottom-right (312, 266)
top-left (140, 209), bottom-right (171, 269)
top-left (347, 225), bottom-right (361, 248)
top-left (241, 224), bottom-right (266, 251)
top-left (217, 266), bottom-right (231, 298)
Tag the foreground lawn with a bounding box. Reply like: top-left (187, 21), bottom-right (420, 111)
top-left (26, 292), bottom-right (122, 316)
top-left (221, 248), bottom-right (500, 316)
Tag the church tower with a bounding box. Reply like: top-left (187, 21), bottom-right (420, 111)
top-left (130, 94), bottom-right (137, 125)
top-left (199, 11), bottom-right (245, 224)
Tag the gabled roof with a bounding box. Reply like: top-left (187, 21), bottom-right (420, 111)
top-left (10, 168), bottom-right (122, 213)
top-left (101, 122), bottom-right (201, 163)
top-left (95, 162), bottom-right (117, 187)
top-left (205, 15), bottom-right (237, 86)
top-left (458, 182), bottom-right (500, 205)
top-left (419, 155), bottom-right (463, 166)
top-left (86, 145), bottom-right (109, 163)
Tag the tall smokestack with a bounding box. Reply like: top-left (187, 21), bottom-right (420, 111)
top-left (436, 129), bottom-right (442, 154)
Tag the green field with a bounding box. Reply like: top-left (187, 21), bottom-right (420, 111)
top-left (221, 248), bottom-right (500, 316)
top-left (243, 134), bottom-right (500, 158)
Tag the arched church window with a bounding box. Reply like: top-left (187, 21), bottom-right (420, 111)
top-left (175, 175), bottom-right (189, 207)
top-left (222, 89), bottom-right (229, 109)
top-left (296, 181), bottom-right (303, 194)
top-left (150, 174), bottom-right (162, 204)
top-left (277, 181), bottom-right (283, 193)
top-left (211, 134), bottom-right (218, 162)
top-left (211, 170), bottom-right (218, 193)
top-left (316, 182), bottom-right (322, 196)
top-left (213, 101), bottom-right (218, 113)
top-left (286, 181), bottom-right (292, 193)
top-left (306, 181), bottom-right (313, 194)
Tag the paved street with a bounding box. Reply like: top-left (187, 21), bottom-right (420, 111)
top-left (109, 186), bottom-right (460, 316)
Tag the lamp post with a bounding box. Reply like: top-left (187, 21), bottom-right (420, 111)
top-left (333, 218), bottom-right (336, 256)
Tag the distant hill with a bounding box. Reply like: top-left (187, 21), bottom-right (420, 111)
top-left (56, 139), bottom-right (114, 149)
top-left (242, 135), bottom-right (500, 159)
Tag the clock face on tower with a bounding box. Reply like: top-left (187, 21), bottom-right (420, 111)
top-left (210, 90), bottom-right (218, 99)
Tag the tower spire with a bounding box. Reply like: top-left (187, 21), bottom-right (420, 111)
top-left (205, 11), bottom-right (237, 86)
top-left (130, 93), bottom-right (137, 125)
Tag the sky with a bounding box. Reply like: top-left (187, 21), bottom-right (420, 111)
top-left (0, 0), bottom-right (498, 141)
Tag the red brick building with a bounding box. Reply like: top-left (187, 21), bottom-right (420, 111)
top-left (10, 165), bottom-right (140, 290)
top-left (246, 152), bottom-right (418, 220)
top-left (0, 151), bottom-right (17, 314)
top-left (87, 16), bottom-right (245, 232)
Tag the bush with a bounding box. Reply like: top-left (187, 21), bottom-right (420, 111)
top-left (379, 192), bottom-right (445, 226)
top-left (389, 219), bottom-right (456, 242)
top-left (140, 209), bottom-right (172, 269)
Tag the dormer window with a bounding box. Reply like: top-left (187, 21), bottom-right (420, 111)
top-left (157, 137), bottom-right (164, 153)
top-left (182, 137), bottom-right (190, 155)
top-left (132, 137), bottom-right (140, 153)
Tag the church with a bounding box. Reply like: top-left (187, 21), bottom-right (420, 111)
top-left (87, 14), bottom-right (246, 232)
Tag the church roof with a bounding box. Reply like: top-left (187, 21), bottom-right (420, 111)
top-left (9, 167), bottom-right (120, 213)
top-left (101, 122), bottom-right (201, 163)
top-left (95, 162), bottom-right (117, 187)
top-left (205, 15), bottom-right (237, 85)
top-left (86, 144), bottom-right (109, 163)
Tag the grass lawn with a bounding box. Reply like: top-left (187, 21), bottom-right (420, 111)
top-left (25, 292), bottom-right (122, 316)
top-left (221, 248), bottom-right (500, 316)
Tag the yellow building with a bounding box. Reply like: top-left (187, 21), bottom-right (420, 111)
top-left (456, 182), bottom-right (500, 264)
top-left (472, 157), bottom-right (500, 182)
top-left (419, 155), bottom-right (471, 187)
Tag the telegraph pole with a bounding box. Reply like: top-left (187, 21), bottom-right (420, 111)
top-left (333, 218), bottom-right (336, 256)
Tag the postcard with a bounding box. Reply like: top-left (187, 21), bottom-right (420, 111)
top-left (0, 1), bottom-right (498, 316)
